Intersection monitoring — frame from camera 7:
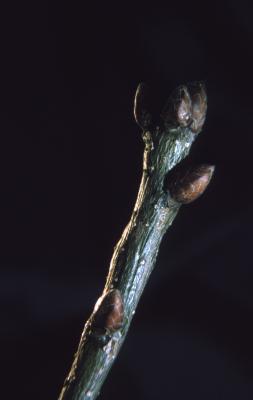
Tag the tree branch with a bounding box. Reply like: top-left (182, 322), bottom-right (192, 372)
top-left (58, 81), bottom-right (214, 400)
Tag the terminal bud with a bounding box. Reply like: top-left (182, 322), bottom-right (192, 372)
top-left (162, 85), bottom-right (192, 127)
top-left (161, 82), bottom-right (207, 133)
top-left (188, 82), bottom-right (207, 133)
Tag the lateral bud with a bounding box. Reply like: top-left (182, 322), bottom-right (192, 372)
top-left (93, 289), bottom-right (124, 334)
top-left (134, 83), bottom-right (152, 130)
top-left (168, 164), bottom-right (215, 204)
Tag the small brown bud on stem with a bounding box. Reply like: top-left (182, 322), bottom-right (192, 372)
top-left (168, 164), bottom-right (215, 204)
top-left (93, 289), bottom-right (124, 333)
top-left (161, 85), bottom-right (192, 127)
top-left (188, 82), bottom-right (207, 133)
top-left (161, 82), bottom-right (207, 133)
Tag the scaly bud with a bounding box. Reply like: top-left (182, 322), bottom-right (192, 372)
top-left (134, 83), bottom-right (152, 130)
top-left (188, 82), bottom-right (207, 133)
top-left (161, 82), bottom-right (207, 133)
top-left (93, 289), bottom-right (124, 333)
top-left (161, 85), bottom-right (192, 128)
top-left (168, 164), bottom-right (215, 204)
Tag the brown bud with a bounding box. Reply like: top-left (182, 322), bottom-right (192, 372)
top-left (168, 164), bottom-right (215, 204)
top-left (93, 289), bottom-right (124, 333)
top-left (161, 82), bottom-right (207, 134)
top-left (134, 83), bottom-right (152, 129)
top-left (188, 82), bottom-right (207, 133)
top-left (161, 85), bottom-right (192, 127)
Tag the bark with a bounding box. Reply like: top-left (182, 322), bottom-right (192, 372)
top-left (58, 81), bottom-right (214, 400)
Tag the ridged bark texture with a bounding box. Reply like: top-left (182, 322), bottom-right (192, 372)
top-left (58, 81), bottom-right (214, 400)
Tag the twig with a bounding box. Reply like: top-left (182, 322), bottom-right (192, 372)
top-left (58, 81), bottom-right (214, 400)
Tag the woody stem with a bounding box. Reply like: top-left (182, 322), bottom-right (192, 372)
top-left (58, 123), bottom-right (197, 400)
top-left (58, 78), bottom-right (215, 399)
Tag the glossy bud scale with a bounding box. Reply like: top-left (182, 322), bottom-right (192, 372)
top-left (134, 83), bottom-right (152, 130)
top-left (168, 164), bottom-right (215, 204)
top-left (93, 289), bottom-right (124, 333)
top-left (161, 82), bottom-right (207, 133)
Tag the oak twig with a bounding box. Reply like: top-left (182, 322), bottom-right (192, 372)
top-left (58, 81), bottom-right (214, 400)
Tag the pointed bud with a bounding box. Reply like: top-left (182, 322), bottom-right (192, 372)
top-left (161, 85), bottom-right (192, 127)
top-left (93, 289), bottom-right (124, 333)
top-left (161, 82), bottom-right (207, 133)
top-left (168, 164), bottom-right (215, 204)
top-left (134, 83), bottom-right (152, 129)
top-left (188, 82), bottom-right (207, 133)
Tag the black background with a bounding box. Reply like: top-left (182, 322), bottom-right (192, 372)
top-left (1, 1), bottom-right (253, 399)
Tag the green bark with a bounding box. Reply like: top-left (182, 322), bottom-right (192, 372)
top-left (58, 81), bottom-right (213, 400)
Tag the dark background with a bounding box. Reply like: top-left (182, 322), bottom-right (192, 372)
top-left (1, 1), bottom-right (253, 399)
